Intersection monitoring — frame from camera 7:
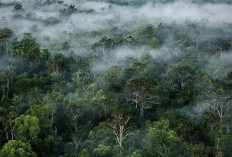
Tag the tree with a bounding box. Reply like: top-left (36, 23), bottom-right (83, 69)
top-left (65, 101), bottom-right (81, 133)
top-left (0, 140), bottom-right (37, 157)
top-left (204, 84), bottom-right (232, 127)
top-left (92, 89), bottom-right (118, 119)
top-left (166, 60), bottom-right (196, 106)
top-left (26, 105), bottom-right (57, 156)
top-left (110, 110), bottom-right (131, 153)
top-left (143, 119), bottom-right (181, 157)
top-left (11, 33), bottom-right (40, 61)
top-left (127, 150), bottom-right (143, 157)
top-left (59, 5), bottom-right (78, 16)
top-left (78, 148), bottom-right (90, 157)
top-left (42, 91), bottom-right (67, 133)
top-left (97, 66), bottom-right (122, 91)
top-left (156, 23), bottom-right (164, 40)
top-left (14, 4), bottom-right (23, 10)
top-left (181, 142), bottom-right (210, 157)
top-left (167, 63), bottom-right (194, 89)
top-left (94, 144), bottom-right (112, 157)
top-left (124, 78), bottom-right (159, 117)
top-left (26, 104), bottom-right (52, 130)
top-left (0, 28), bottom-right (13, 63)
top-left (72, 70), bottom-right (91, 92)
top-left (0, 70), bottom-right (14, 99)
top-left (46, 53), bottom-right (74, 81)
top-left (209, 93), bottom-right (231, 122)
top-left (215, 38), bottom-right (231, 57)
top-left (11, 33), bottom-right (43, 72)
top-left (7, 115), bottom-right (40, 142)
top-left (215, 134), bottom-right (232, 157)
top-left (93, 37), bottom-right (114, 55)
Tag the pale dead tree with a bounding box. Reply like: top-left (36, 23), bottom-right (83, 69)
top-left (203, 111), bottom-right (216, 131)
top-left (215, 38), bottom-right (230, 57)
top-left (204, 90), bottom-right (232, 134)
top-left (126, 90), bottom-right (157, 117)
top-left (3, 119), bottom-right (16, 141)
top-left (128, 91), bottom-right (139, 109)
top-left (110, 111), bottom-right (131, 154)
top-left (167, 64), bottom-right (194, 92)
top-left (5, 117), bottom-right (16, 140)
top-left (125, 79), bottom-right (159, 117)
top-left (203, 80), bottom-right (232, 135)
top-left (66, 101), bottom-right (82, 133)
top-left (178, 71), bottom-right (192, 88)
top-left (9, 121), bottom-right (16, 140)
top-left (72, 137), bottom-right (80, 157)
top-left (139, 93), bottom-right (159, 117)
top-left (170, 68), bottom-right (192, 88)
top-left (70, 108), bottom-right (80, 133)
top-left (157, 144), bottom-right (171, 156)
top-left (209, 94), bottom-right (231, 122)
top-left (5, 110), bottom-right (19, 140)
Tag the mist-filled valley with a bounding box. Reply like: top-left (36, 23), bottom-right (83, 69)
top-left (1, 0), bottom-right (232, 156)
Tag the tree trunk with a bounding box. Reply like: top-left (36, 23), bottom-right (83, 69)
top-left (51, 109), bottom-right (55, 125)
top-left (140, 107), bottom-right (144, 117)
top-left (5, 40), bottom-right (9, 64)
top-left (220, 48), bottom-right (223, 57)
top-left (6, 78), bottom-right (9, 99)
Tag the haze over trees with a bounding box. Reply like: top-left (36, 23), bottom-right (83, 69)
top-left (1, 0), bottom-right (232, 156)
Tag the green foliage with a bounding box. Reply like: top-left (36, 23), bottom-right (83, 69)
top-left (14, 4), bottom-right (23, 10)
top-left (181, 142), bottom-right (210, 157)
top-left (59, 5), bottom-right (78, 16)
top-left (78, 148), bottom-right (91, 157)
top-left (10, 115), bottom-right (40, 142)
top-left (0, 11), bottom-right (232, 157)
top-left (94, 144), bottom-right (112, 157)
top-left (215, 134), bottom-right (232, 156)
top-left (0, 28), bottom-right (13, 40)
top-left (143, 119), bottom-right (181, 156)
top-left (1, 140), bottom-right (37, 157)
top-left (127, 150), bottom-right (143, 157)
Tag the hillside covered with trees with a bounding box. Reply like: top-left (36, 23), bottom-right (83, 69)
top-left (1, 0), bottom-right (232, 156)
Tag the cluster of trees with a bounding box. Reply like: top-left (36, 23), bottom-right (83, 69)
top-left (0, 18), bottom-right (232, 157)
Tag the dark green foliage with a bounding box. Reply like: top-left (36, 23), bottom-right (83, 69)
top-left (14, 4), bottom-right (23, 10)
top-left (0, 140), bottom-right (37, 157)
top-left (59, 5), bottom-right (78, 16)
top-left (1, 14), bottom-right (232, 157)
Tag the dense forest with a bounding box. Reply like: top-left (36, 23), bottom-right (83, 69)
top-left (1, 0), bottom-right (232, 156)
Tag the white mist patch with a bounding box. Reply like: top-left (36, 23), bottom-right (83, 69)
top-left (79, 1), bottom-right (110, 12)
top-left (90, 45), bottom-right (168, 75)
top-left (204, 52), bottom-right (232, 80)
top-left (183, 101), bottom-right (211, 122)
top-left (1, 0), bottom-right (232, 57)
top-left (192, 102), bottom-right (210, 115)
top-left (90, 61), bottom-right (111, 76)
top-left (112, 46), bottom-right (157, 59)
top-left (135, 2), bottom-right (232, 25)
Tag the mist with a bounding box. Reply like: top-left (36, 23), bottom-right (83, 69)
top-left (1, 0), bottom-right (232, 156)
top-left (1, 0), bottom-right (232, 112)
top-left (1, 0), bottom-right (232, 51)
